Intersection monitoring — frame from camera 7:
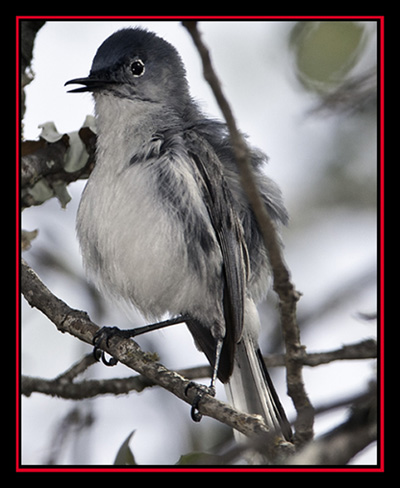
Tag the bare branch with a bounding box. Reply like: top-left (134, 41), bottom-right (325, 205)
top-left (284, 339), bottom-right (377, 368)
top-left (21, 370), bottom-right (156, 400)
top-left (20, 258), bottom-right (292, 452)
top-left (20, 20), bottom-right (46, 122)
top-left (183, 21), bottom-right (314, 446)
top-left (20, 19), bottom-right (96, 210)
top-left (55, 353), bottom-right (98, 382)
top-left (21, 127), bottom-right (96, 209)
top-left (21, 339), bottom-right (376, 401)
top-left (20, 23), bottom-right (378, 465)
top-left (287, 386), bottom-right (377, 465)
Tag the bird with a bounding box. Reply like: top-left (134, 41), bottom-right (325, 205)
top-left (65, 27), bottom-right (293, 445)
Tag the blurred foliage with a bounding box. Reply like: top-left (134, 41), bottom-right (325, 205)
top-left (290, 21), bottom-right (366, 93)
top-left (286, 20), bottom-right (377, 213)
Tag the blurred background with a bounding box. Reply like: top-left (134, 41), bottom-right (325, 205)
top-left (21, 19), bottom-right (378, 465)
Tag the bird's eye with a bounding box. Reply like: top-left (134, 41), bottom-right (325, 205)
top-left (130, 59), bottom-right (145, 77)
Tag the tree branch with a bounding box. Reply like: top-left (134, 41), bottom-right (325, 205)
top-left (21, 258), bottom-right (292, 454)
top-left (20, 20), bottom-right (46, 122)
top-left (22, 367), bottom-right (156, 400)
top-left (20, 23), bottom-right (378, 465)
top-left (183, 21), bottom-right (314, 446)
top-left (287, 386), bottom-right (377, 465)
top-left (21, 126), bottom-right (97, 209)
top-left (21, 339), bottom-right (377, 400)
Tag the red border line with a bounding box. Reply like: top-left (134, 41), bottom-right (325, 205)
top-left (16, 15), bottom-right (384, 21)
top-left (15, 466), bottom-right (384, 474)
top-left (378, 15), bottom-right (385, 472)
top-left (16, 15), bottom-right (21, 475)
top-left (16, 15), bottom-right (385, 474)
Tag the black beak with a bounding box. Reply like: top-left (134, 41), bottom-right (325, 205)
top-left (65, 77), bottom-right (116, 93)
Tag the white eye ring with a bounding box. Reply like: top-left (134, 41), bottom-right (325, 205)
top-left (130, 59), bottom-right (145, 77)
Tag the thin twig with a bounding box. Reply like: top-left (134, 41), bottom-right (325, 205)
top-left (55, 353), bottom-right (98, 383)
top-left (183, 21), bottom-right (314, 446)
top-left (287, 386), bottom-right (377, 465)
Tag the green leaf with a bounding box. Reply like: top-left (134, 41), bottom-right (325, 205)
top-left (290, 21), bottom-right (366, 93)
top-left (176, 451), bottom-right (220, 466)
top-left (113, 430), bottom-right (137, 466)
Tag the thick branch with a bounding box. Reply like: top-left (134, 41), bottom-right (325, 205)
top-left (20, 19), bottom-right (96, 209)
top-left (20, 20), bottom-right (46, 75)
top-left (21, 126), bottom-right (96, 209)
top-left (183, 21), bottom-right (314, 446)
top-left (20, 20), bottom-right (46, 121)
top-left (20, 259), bottom-right (289, 449)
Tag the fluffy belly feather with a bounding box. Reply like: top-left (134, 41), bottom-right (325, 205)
top-left (76, 155), bottom-right (223, 321)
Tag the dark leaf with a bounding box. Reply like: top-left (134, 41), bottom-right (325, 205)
top-left (113, 430), bottom-right (137, 466)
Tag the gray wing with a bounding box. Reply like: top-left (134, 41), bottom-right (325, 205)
top-left (186, 131), bottom-right (249, 382)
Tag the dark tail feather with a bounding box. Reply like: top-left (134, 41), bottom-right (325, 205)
top-left (256, 348), bottom-right (293, 442)
top-left (226, 330), bottom-right (292, 444)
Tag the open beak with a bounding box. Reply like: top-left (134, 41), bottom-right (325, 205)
top-left (65, 77), bottom-right (116, 93)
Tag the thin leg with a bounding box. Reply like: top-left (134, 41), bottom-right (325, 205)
top-left (210, 339), bottom-right (223, 391)
top-left (121, 315), bottom-right (191, 337)
top-left (186, 338), bottom-right (223, 422)
top-left (93, 315), bottom-right (190, 366)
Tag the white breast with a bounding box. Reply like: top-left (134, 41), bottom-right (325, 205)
top-left (76, 94), bottom-right (223, 321)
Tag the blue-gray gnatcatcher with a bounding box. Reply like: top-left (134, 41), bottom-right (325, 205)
top-left (66, 27), bottom-right (292, 442)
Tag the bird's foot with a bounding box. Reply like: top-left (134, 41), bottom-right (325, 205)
top-left (93, 326), bottom-right (134, 366)
top-left (184, 381), bottom-right (216, 422)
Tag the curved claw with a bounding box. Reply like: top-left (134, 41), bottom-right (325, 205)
top-left (93, 345), bottom-right (103, 362)
top-left (190, 394), bottom-right (204, 422)
top-left (100, 351), bottom-right (118, 366)
top-left (93, 326), bottom-right (121, 367)
top-left (184, 381), bottom-right (196, 397)
top-left (185, 381), bottom-right (216, 422)
top-left (93, 344), bottom-right (119, 366)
